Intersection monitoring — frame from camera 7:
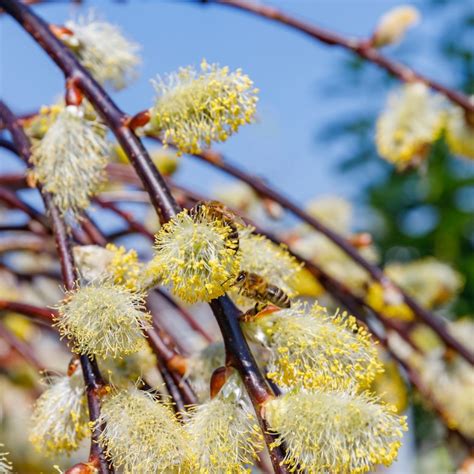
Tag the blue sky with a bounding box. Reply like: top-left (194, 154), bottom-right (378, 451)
top-left (0, 0), bottom-right (459, 205)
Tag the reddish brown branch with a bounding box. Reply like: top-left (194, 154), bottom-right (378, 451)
top-left (0, 2), bottom-right (282, 467)
top-left (155, 288), bottom-right (215, 343)
top-left (0, 99), bottom-right (112, 474)
top-left (208, 0), bottom-right (474, 113)
top-left (188, 150), bottom-right (473, 365)
top-left (0, 299), bottom-right (56, 324)
top-left (0, 320), bottom-right (48, 373)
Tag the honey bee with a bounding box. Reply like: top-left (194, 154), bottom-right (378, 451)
top-left (190, 200), bottom-right (242, 254)
top-left (232, 271), bottom-right (291, 308)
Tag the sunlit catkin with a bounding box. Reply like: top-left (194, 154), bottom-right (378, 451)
top-left (55, 283), bottom-right (151, 358)
top-left (186, 381), bottom-right (263, 472)
top-left (373, 6), bottom-right (420, 47)
top-left (29, 374), bottom-right (89, 456)
top-left (264, 389), bottom-right (407, 473)
top-left (149, 60), bottom-right (258, 154)
top-left (445, 101), bottom-right (474, 160)
top-left (29, 105), bottom-right (109, 217)
top-left (242, 302), bottom-right (382, 390)
top-left (64, 12), bottom-right (140, 90)
top-left (144, 207), bottom-right (241, 303)
top-left (97, 388), bottom-right (192, 473)
top-left (376, 83), bottom-right (445, 169)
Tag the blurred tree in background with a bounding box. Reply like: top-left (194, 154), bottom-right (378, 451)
top-left (322, 0), bottom-right (474, 317)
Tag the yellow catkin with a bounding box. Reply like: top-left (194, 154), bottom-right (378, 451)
top-left (385, 257), bottom-right (464, 309)
top-left (149, 60), bottom-right (258, 154)
top-left (55, 283), bottom-right (151, 358)
top-left (97, 388), bottom-right (193, 473)
top-left (144, 207), bottom-right (241, 303)
top-left (29, 374), bottom-right (89, 456)
top-left (243, 302), bottom-right (382, 390)
top-left (445, 101), bottom-right (474, 160)
top-left (105, 244), bottom-right (143, 292)
top-left (264, 389), bottom-right (407, 473)
top-left (411, 319), bottom-right (474, 438)
top-left (376, 83), bottom-right (445, 169)
top-left (186, 391), bottom-right (263, 472)
top-left (365, 282), bottom-right (414, 321)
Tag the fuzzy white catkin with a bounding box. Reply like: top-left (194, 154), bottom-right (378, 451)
top-left (65, 12), bottom-right (140, 90)
top-left (30, 105), bottom-right (109, 217)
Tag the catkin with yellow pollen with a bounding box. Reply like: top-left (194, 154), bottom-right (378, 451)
top-left (55, 283), bottom-right (151, 358)
top-left (264, 389), bottom-right (407, 473)
top-left (186, 376), bottom-right (263, 473)
top-left (376, 83), bottom-right (445, 169)
top-left (242, 302), bottom-right (382, 390)
top-left (29, 373), bottom-right (89, 456)
top-left (445, 100), bottom-right (474, 160)
top-left (144, 206), bottom-right (241, 303)
top-left (148, 60), bottom-right (258, 154)
top-left (97, 388), bottom-right (193, 473)
top-left (29, 105), bottom-right (109, 217)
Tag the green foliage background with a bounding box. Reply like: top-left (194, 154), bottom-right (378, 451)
top-left (322, 0), bottom-right (474, 317)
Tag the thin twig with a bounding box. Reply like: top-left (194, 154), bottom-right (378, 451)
top-left (0, 100), bottom-right (112, 474)
top-left (0, 2), bottom-right (287, 469)
top-left (189, 150), bottom-right (474, 365)
top-left (206, 0), bottom-right (474, 113)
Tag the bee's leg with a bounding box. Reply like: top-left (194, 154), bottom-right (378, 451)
top-left (239, 302), bottom-right (269, 323)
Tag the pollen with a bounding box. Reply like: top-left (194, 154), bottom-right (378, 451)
top-left (148, 59), bottom-right (258, 154)
top-left (144, 206), bottom-right (241, 303)
top-left (242, 302), bottom-right (382, 390)
top-left (97, 388), bottom-right (193, 473)
top-left (29, 373), bottom-right (90, 456)
top-left (186, 391), bottom-right (263, 472)
top-left (29, 105), bottom-right (109, 217)
top-left (264, 389), bottom-right (407, 473)
top-left (376, 83), bottom-right (445, 169)
top-left (64, 12), bottom-right (140, 90)
top-left (55, 283), bottom-right (151, 358)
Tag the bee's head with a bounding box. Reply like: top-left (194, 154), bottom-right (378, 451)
top-left (235, 271), bottom-right (247, 283)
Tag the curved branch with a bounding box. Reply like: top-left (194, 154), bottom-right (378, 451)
top-left (0, 3), bottom-right (288, 470)
top-left (0, 100), bottom-right (112, 474)
top-left (189, 149), bottom-right (474, 365)
top-left (206, 0), bottom-right (473, 113)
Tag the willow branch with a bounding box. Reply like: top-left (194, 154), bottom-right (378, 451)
top-left (369, 323), bottom-right (474, 450)
top-left (187, 149), bottom-right (473, 365)
top-left (0, 319), bottom-right (48, 373)
top-left (205, 0), bottom-right (474, 113)
top-left (0, 2), bottom-right (287, 469)
top-left (0, 99), bottom-right (112, 474)
top-left (0, 299), bottom-right (56, 324)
